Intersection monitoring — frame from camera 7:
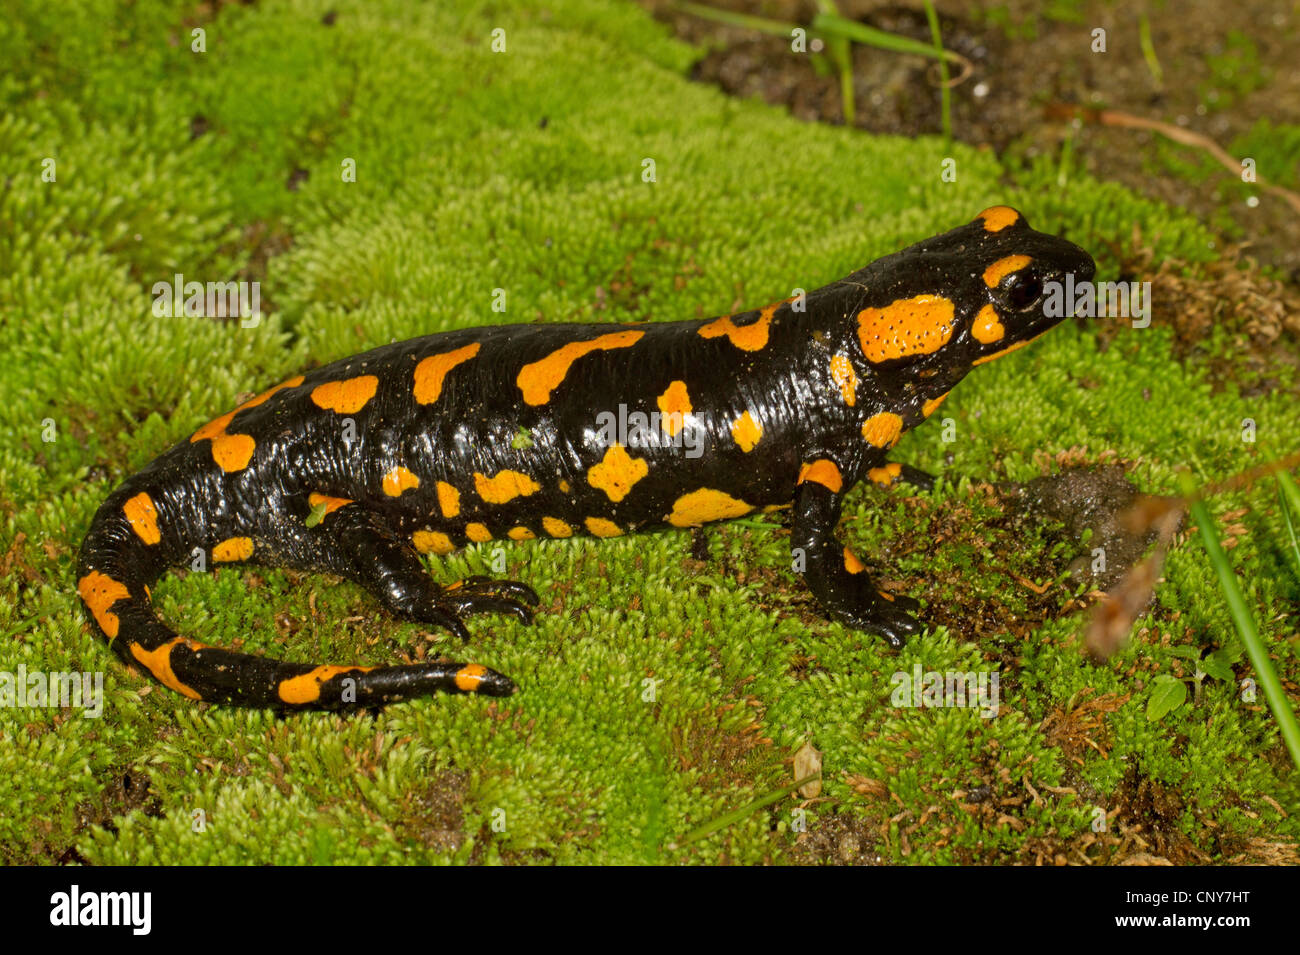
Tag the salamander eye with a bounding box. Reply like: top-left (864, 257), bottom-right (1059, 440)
top-left (1004, 272), bottom-right (1043, 310)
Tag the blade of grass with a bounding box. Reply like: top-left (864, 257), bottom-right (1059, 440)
top-left (1277, 471), bottom-right (1300, 582)
top-left (1138, 14), bottom-right (1163, 88)
top-left (1184, 479), bottom-right (1300, 771)
top-left (670, 774), bottom-right (820, 848)
top-left (676, 1), bottom-right (800, 39)
top-left (811, 12), bottom-right (968, 66)
top-left (922, 0), bottom-right (951, 141)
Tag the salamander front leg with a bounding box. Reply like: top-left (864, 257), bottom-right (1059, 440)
top-left (791, 478), bottom-right (921, 648)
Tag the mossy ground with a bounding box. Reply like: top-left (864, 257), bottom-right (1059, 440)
top-left (0, 0), bottom-right (1296, 864)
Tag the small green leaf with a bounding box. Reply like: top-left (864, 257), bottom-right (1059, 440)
top-left (511, 427), bottom-right (534, 450)
top-left (1201, 651), bottom-right (1236, 683)
top-left (305, 501), bottom-right (328, 528)
top-left (1146, 675), bottom-right (1188, 722)
top-left (1168, 645), bottom-right (1200, 661)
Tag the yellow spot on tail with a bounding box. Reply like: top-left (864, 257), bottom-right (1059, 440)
top-left (414, 343), bottom-right (481, 404)
top-left (843, 548), bottom-right (866, 574)
top-left (972, 330), bottom-right (1047, 366)
top-left (308, 492), bottom-right (352, 516)
top-left (798, 459), bottom-right (843, 494)
top-left (868, 462), bottom-right (902, 486)
top-left (978, 206), bottom-right (1020, 232)
top-left (123, 492), bottom-right (160, 545)
top-left (454, 663), bottom-right (489, 692)
top-left (858, 295), bottom-right (954, 363)
top-left (436, 481), bottom-right (461, 518)
top-left (277, 664), bottom-right (373, 705)
top-left (213, 537), bottom-right (253, 562)
top-left (311, 375), bottom-right (379, 414)
top-left (517, 331), bottom-right (644, 405)
top-left (211, 433), bottom-right (256, 472)
top-left (657, 381), bottom-right (692, 436)
top-left (466, 523), bottom-right (493, 543)
top-left (830, 354), bottom-right (858, 406)
top-left (731, 411), bottom-right (762, 452)
top-left (585, 517), bottom-right (622, 537)
top-left (983, 255), bottom-right (1032, 288)
top-left (922, 392), bottom-right (949, 417)
top-left (972, 304), bottom-right (1005, 344)
top-left (698, 313), bottom-right (770, 351)
top-left (78, 571), bottom-right (131, 639)
top-left (666, 488), bottom-right (752, 527)
top-left (558, 480), bottom-right (571, 494)
top-left (475, 469), bottom-right (540, 504)
top-left (508, 526), bottom-right (535, 540)
top-left (130, 638), bottom-right (203, 700)
top-left (587, 444), bottom-right (648, 503)
top-left (383, 467), bottom-right (420, 497)
top-left (542, 516), bottom-right (573, 537)
top-left (861, 412), bottom-right (904, 449)
top-left (413, 530), bottom-right (456, 555)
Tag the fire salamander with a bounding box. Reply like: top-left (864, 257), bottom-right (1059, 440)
top-left (77, 207), bottom-right (1095, 708)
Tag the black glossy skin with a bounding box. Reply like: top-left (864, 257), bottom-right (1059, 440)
top-left (77, 207), bottom-right (1095, 708)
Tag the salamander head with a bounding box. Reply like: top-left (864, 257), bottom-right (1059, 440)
top-left (850, 206), bottom-right (1096, 402)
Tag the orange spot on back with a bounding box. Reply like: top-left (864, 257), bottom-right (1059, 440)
top-left (211, 433), bottom-right (256, 472)
top-left (858, 296), bottom-right (954, 363)
top-left (130, 638), bottom-right (203, 700)
top-left (508, 526), bottom-right (535, 540)
top-left (308, 492), bottom-right (352, 516)
top-left (475, 469), bottom-right (540, 504)
top-left (213, 537), bottom-right (253, 562)
top-left (657, 381), bottom-right (692, 436)
top-left (278, 664), bottom-right (373, 705)
top-left (868, 462), bottom-right (902, 486)
top-left (436, 481), bottom-right (461, 518)
top-left (311, 375), bottom-right (379, 413)
top-left (413, 530), bottom-right (456, 555)
top-left (798, 459), bottom-right (843, 494)
top-left (123, 492), bottom-right (161, 545)
top-left (414, 343), bottom-right (481, 404)
top-left (983, 255), bottom-right (1032, 288)
top-left (843, 548), bottom-right (866, 574)
top-left (466, 523), bottom-right (493, 543)
top-left (383, 467), bottom-right (421, 497)
top-left (542, 516), bottom-right (573, 537)
top-left (731, 411), bottom-right (762, 452)
top-left (585, 517), bottom-right (622, 538)
top-left (861, 412), bottom-right (904, 448)
top-left (517, 331), bottom-right (644, 405)
top-left (587, 444), bottom-right (648, 503)
top-left (698, 314), bottom-right (770, 351)
top-left (78, 571), bottom-right (131, 639)
top-left (978, 206), bottom-right (1020, 232)
top-left (454, 663), bottom-right (488, 692)
top-left (666, 488), bottom-right (752, 527)
top-left (829, 354), bottom-right (858, 406)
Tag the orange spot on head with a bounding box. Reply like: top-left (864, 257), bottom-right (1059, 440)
top-left (311, 375), bottom-right (379, 414)
top-left (665, 488), bottom-right (752, 528)
top-left (983, 255), bottom-right (1033, 289)
top-left (454, 663), bottom-right (489, 693)
top-left (972, 304), bottom-right (1005, 344)
top-left (797, 459), bottom-right (844, 494)
top-left (972, 330), bottom-right (1047, 366)
top-left (843, 548), bottom-right (866, 574)
top-left (858, 296), bottom-right (955, 363)
top-left (474, 469), bottom-right (540, 504)
top-left (922, 392), bottom-right (949, 418)
top-left (542, 516), bottom-right (573, 538)
top-left (731, 411), bottom-right (762, 452)
top-left (383, 467), bottom-right (421, 497)
top-left (211, 433), bottom-right (256, 472)
top-left (698, 314), bottom-right (770, 351)
top-left (278, 664), bottom-right (372, 705)
top-left (587, 444), bottom-right (649, 503)
top-left (465, 522), bottom-right (493, 543)
top-left (507, 526), bottom-right (535, 541)
top-left (130, 638), bottom-right (203, 700)
top-left (414, 343), bottom-right (481, 405)
top-left (584, 517), bottom-right (622, 538)
top-left (517, 331), bottom-right (644, 405)
top-left (123, 492), bottom-right (161, 545)
top-left (861, 412), bottom-right (904, 449)
top-left (308, 492), bottom-right (352, 516)
top-left (78, 571), bottom-right (131, 639)
top-left (413, 530), bottom-right (456, 555)
top-left (213, 537), bottom-right (254, 562)
top-left (436, 481), bottom-right (461, 518)
top-left (829, 354), bottom-right (858, 406)
top-left (657, 381), bottom-right (692, 436)
top-left (977, 206), bottom-right (1020, 232)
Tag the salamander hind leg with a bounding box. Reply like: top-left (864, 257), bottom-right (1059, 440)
top-left (792, 471), bottom-right (922, 648)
